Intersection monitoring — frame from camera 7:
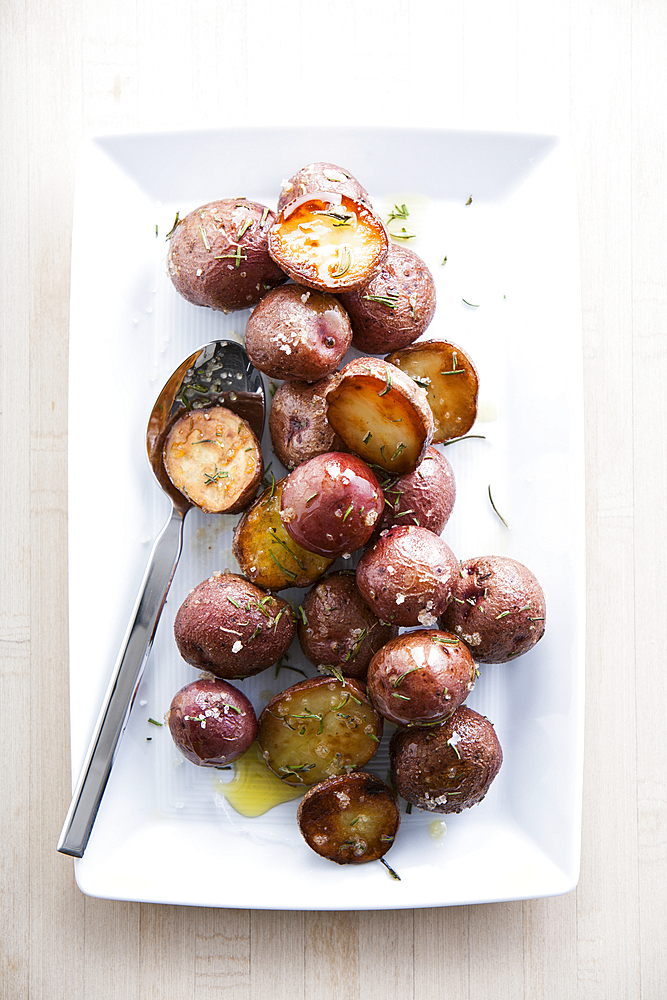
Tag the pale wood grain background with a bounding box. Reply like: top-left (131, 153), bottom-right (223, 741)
top-left (2, 1), bottom-right (666, 997)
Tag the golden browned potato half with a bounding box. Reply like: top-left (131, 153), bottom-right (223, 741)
top-left (268, 376), bottom-right (346, 470)
top-left (390, 705), bottom-right (503, 813)
top-left (268, 192), bottom-right (389, 293)
top-left (163, 406), bottom-right (263, 514)
top-left (297, 772), bottom-right (400, 864)
top-left (257, 676), bottom-right (383, 786)
top-left (232, 479), bottom-right (334, 591)
top-left (385, 340), bottom-right (478, 442)
top-left (167, 199), bottom-right (286, 312)
top-left (277, 162), bottom-right (371, 213)
top-left (325, 356), bottom-right (434, 475)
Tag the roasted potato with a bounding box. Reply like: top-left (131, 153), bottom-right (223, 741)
top-left (338, 244), bottom-right (436, 354)
top-left (268, 192), bottom-right (389, 293)
top-left (280, 452), bottom-right (384, 558)
top-left (385, 340), bottom-right (478, 442)
top-left (277, 162), bottom-right (371, 213)
top-left (173, 572), bottom-right (295, 679)
top-left (268, 376), bottom-right (346, 470)
top-left (356, 525), bottom-right (460, 627)
top-left (166, 678), bottom-right (257, 766)
top-left (297, 772), bottom-right (400, 864)
top-left (390, 705), bottom-right (503, 813)
top-left (232, 479), bottom-right (334, 591)
top-left (244, 284), bottom-right (352, 382)
top-left (373, 446), bottom-right (456, 536)
top-left (167, 199), bottom-right (286, 312)
top-left (439, 555), bottom-right (546, 662)
top-left (297, 571), bottom-right (398, 680)
top-left (163, 406), bottom-right (262, 514)
top-left (257, 676), bottom-right (383, 786)
top-left (366, 630), bottom-right (476, 727)
top-left (325, 356), bottom-right (434, 475)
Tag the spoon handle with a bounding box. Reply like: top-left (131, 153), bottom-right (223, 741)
top-left (57, 504), bottom-right (186, 858)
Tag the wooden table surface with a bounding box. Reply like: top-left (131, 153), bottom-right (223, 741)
top-left (2, 2), bottom-right (665, 997)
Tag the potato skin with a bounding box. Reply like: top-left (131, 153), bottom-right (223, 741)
top-left (439, 555), bottom-right (546, 663)
top-left (173, 573), bottom-right (295, 679)
top-left (167, 199), bottom-right (286, 312)
top-left (338, 245), bottom-right (436, 354)
top-left (374, 446), bottom-right (456, 536)
top-left (297, 772), bottom-right (400, 864)
top-left (278, 162), bottom-right (371, 213)
top-left (366, 630), bottom-right (476, 727)
top-left (268, 376), bottom-right (346, 470)
top-left (280, 452), bottom-right (384, 558)
top-left (390, 706), bottom-right (503, 813)
top-left (167, 678), bottom-right (257, 766)
top-left (298, 572), bottom-right (398, 680)
top-left (244, 284), bottom-right (353, 382)
top-left (356, 525), bottom-right (460, 627)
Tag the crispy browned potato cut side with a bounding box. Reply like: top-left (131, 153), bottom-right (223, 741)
top-left (163, 406), bottom-right (263, 514)
top-left (325, 357), bottom-right (434, 475)
top-left (297, 772), bottom-right (400, 864)
top-left (232, 479), bottom-right (333, 591)
top-left (385, 341), bottom-right (478, 442)
top-left (257, 677), bottom-right (383, 786)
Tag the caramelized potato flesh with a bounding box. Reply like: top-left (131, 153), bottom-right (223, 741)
top-left (257, 677), bottom-right (383, 786)
top-left (232, 479), bottom-right (333, 591)
top-left (268, 192), bottom-right (388, 293)
top-left (386, 341), bottom-right (478, 442)
top-left (325, 357), bottom-right (434, 475)
top-left (297, 772), bottom-right (400, 864)
top-left (163, 406), bottom-right (263, 514)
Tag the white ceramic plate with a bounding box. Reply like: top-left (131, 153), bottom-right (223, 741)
top-left (68, 127), bottom-right (584, 909)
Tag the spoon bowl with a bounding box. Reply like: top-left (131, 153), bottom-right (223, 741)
top-left (58, 340), bottom-right (265, 858)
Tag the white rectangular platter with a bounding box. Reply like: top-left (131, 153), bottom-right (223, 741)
top-left (68, 126), bottom-right (584, 909)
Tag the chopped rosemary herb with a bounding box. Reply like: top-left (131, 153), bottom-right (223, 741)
top-left (331, 245), bottom-right (352, 278)
top-left (462, 298), bottom-right (479, 307)
top-left (488, 485), bottom-right (511, 529)
top-left (198, 224), bottom-right (211, 251)
top-left (268, 549), bottom-right (297, 579)
top-left (392, 692), bottom-right (411, 701)
top-left (379, 858), bottom-right (401, 880)
top-left (148, 718), bottom-right (162, 727)
top-left (363, 291), bottom-right (400, 309)
top-left (227, 596), bottom-right (241, 609)
top-left (392, 667), bottom-right (422, 687)
top-left (237, 218), bottom-right (252, 239)
top-left (387, 203), bottom-right (409, 222)
top-left (165, 211), bottom-right (181, 239)
top-left (363, 431), bottom-right (372, 444)
top-left (378, 372), bottom-right (392, 396)
top-left (342, 504), bottom-right (354, 522)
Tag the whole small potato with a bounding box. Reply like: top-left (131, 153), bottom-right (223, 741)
top-left (173, 573), bottom-right (295, 679)
top-left (167, 678), bottom-right (257, 767)
top-left (268, 376), bottom-right (346, 470)
top-left (280, 452), bottom-right (384, 558)
top-left (390, 705), bottom-right (503, 813)
top-left (298, 571), bottom-right (398, 680)
top-left (277, 162), bottom-right (371, 213)
top-left (244, 284), bottom-right (353, 382)
top-left (439, 555), bottom-right (546, 663)
top-left (374, 446), bottom-right (456, 536)
top-left (366, 630), bottom-right (476, 727)
top-left (356, 525), bottom-right (460, 627)
top-left (338, 244), bottom-right (436, 354)
top-left (167, 199), bottom-right (286, 312)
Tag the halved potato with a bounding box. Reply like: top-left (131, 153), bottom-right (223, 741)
top-left (268, 191), bottom-right (389, 293)
top-left (385, 341), bottom-right (478, 443)
top-left (297, 772), bottom-right (400, 864)
top-left (325, 357), bottom-right (434, 475)
top-left (163, 406), bottom-right (263, 514)
top-left (232, 478), bottom-right (333, 591)
top-left (257, 676), bottom-right (383, 786)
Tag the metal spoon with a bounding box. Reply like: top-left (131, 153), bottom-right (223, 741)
top-left (58, 340), bottom-right (265, 858)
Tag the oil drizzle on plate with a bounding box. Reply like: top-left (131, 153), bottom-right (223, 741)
top-left (213, 742), bottom-right (303, 816)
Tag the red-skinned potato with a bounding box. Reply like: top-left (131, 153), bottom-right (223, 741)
top-left (366, 630), bottom-right (476, 727)
top-left (244, 284), bottom-right (352, 382)
top-left (280, 452), bottom-right (384, 558)
top-left (277, 162), bottom-right (371, 213)
top-left (268, 191), bottom-right (389, 293)
top-left (268, 376), bottom-right (346, 470)
top-left (167, 199), bottom-right (286, 312)
top-left (356, 525), bottom-right (460, 627)
top-left (390, 705), bottom-right (503, 813)
top-left (373, 446), bottom-right (456, 536)
top-left (338, 244), bottom-right (436, 354)
top-left (298, 571), bottom-right (398, 680)
top-left (167, 678), bottom-right (257, 766)
top-left (439, 555), bottom-right (546, 662)
top-left (173, 573), bottom-right (295, 679)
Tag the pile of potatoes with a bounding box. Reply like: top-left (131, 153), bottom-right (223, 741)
top-left (162, 162), bottom-right (546, 871)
